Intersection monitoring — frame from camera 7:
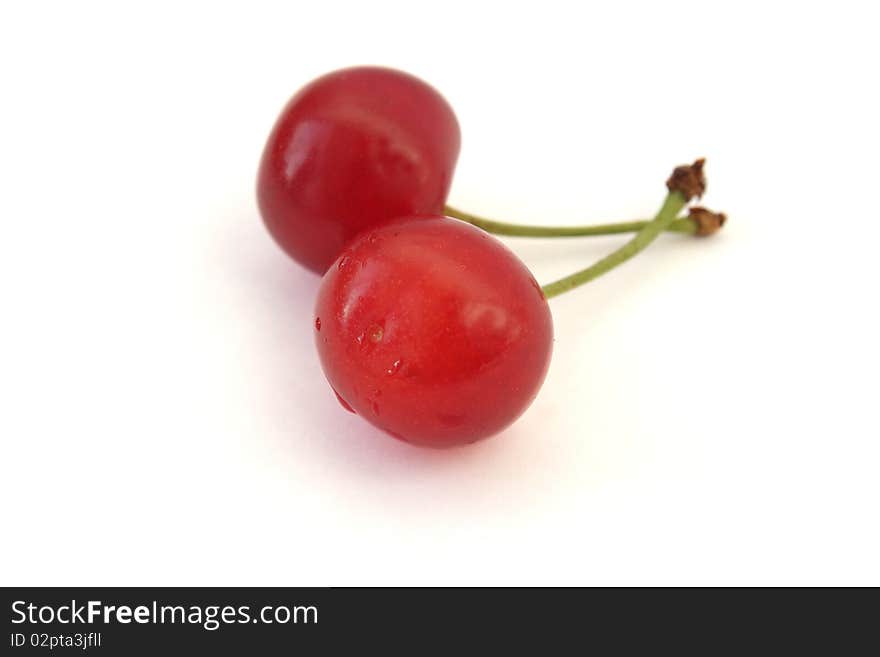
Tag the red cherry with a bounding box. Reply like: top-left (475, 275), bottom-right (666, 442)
top-left (257, 67), bottom-right (461, 274)
top-left (314, 216), bottom-right (553, 447)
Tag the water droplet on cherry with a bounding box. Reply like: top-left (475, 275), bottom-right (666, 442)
top-left (331, 387), bottom-right (355, 413)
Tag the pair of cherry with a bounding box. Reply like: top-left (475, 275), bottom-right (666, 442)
top-left (256, 67), bottom-right (721, 448)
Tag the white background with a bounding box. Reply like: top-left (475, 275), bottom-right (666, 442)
top-left (1, 1), bottom-right (878, 586)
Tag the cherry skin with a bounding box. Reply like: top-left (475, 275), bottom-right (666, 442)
top-left (257, 67), bottom-right (461, 274)
top-left (314, 215), bottom-right (554, 447)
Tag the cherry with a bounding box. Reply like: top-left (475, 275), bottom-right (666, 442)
top-left (314, 215), bottom-right (554, 447)
top-left (312, 160), bottom-right (711, 448)
top-left (257, 67), bottom-right (461, 274)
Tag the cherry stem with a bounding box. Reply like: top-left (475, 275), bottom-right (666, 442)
top-left (540, 190), bottom-right (688, 299)
top-left (444, 204), bottom-right (697, 237)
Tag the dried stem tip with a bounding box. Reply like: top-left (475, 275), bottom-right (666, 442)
top-left (666, 158), bottom-right (706, 202)
top-left (688, 206), bottom-right (727, 236)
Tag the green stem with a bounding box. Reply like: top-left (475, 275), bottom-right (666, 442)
top-left (444, 204), bottom-right (697, 237)
top-left (540, 191), bottom-right (688, 299)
